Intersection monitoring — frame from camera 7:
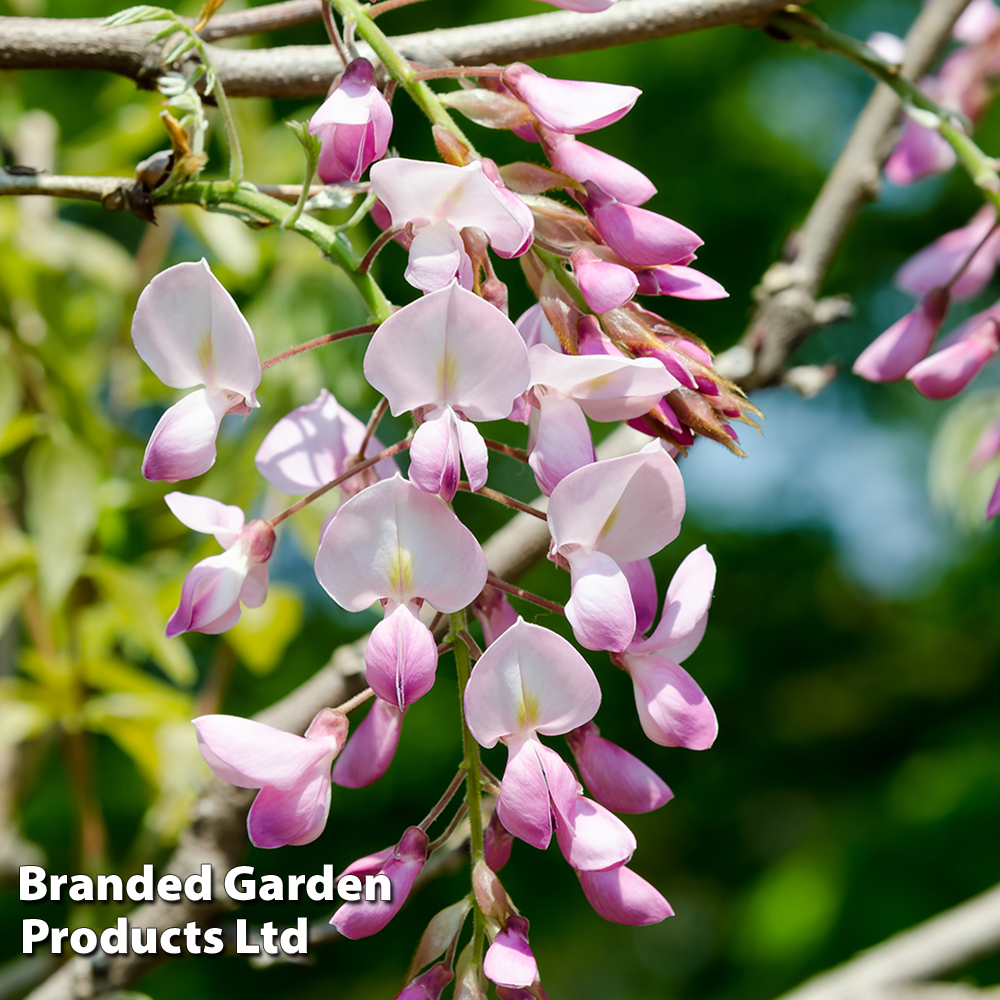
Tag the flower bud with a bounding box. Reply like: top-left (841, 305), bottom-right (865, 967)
top-left (853, 288), bottom-right (950, 382)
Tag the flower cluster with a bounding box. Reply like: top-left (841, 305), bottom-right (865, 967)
top-left (128, 5), bottom-right (738, 992)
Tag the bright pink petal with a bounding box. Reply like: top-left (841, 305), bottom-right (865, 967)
top-left (554, 793), bottom-right (636, 871)
top-left (852, 290), bottom-right (949, 382)
top-left (331, 827), bottom-right (428, 938)
top-left (365, 602), bottom-right (439, 710)
top-left (166, 547), bottom-right (248, 637)
top-left (546, 134), bottom-right (655, 206)
top-left (397, 963), bottom-right (454, 1000)
top-left (247, 767), bottom-right (332, 848)
top-left (363, 282), bottom-right (531, 422)
top-left (907, 320), bottom-right (999, 398)
top-left (464, 618), bottom-right (601, 747)
top-left (566, 721), bottom-right (672, 813)
top-left (164, 491), bottom-right (244, 547)
top-left (142, 388), bottom-right (231, 482)
top-left (577, 866), bottom-right (673, 925)
top-left (626, 652), bottom-right (718, 750)
top-left (131, 259), bottom-right (260, 399)
top-left (564, 548), bottom-right (636, 653)
top-left (484, 916), bottom-right (537, 989)
top-left (571, 247), bottom-right (638, 313)
top-left (528, 393), bottom-right (596, 496)
top-left (192, 714), bottom-right (335, 790)
top-left (588, 190), bottom-right (703, 267)
top-left (315, 474), bottom-right (488, 611)
top-left (496, 737), bottom-right (554, 850)
top-left (636, 264), bottom-right (729, 300)
top-left (332, 698), bottom-right (405, 788)
top-left (502, 63), bottom-right (640, 134)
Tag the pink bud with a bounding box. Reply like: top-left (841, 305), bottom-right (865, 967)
top-left (397, 963), bottom-right (454, 1000)
top-left (635, 264), bottom-right (728, 300)
top-left (852, 289), bottom-right (950, 382)
top-left (545, 132), bottom-right (655, 206)
top-left (577, 866), bottom-right (673, 925)
top-left (501, 63), bottom-right (640, 135)
top-left (332, 698), bottom-right (405, 788)
top-left (907, 319), bottom-right (999, 398)
top-left (472, 586), bottom-right (519, 648)
top-left (484, 808), bottom-right (515, 871)
top-left (331, 826), bottom-right (429, 938)
top-left (570, 246), bottom-right (638, 312)
top-left (484, 916), bottom-right (538, 990)
top-left (309, 58), bottom-right (392, 183)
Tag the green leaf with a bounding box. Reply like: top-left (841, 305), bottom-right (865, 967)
top-left (104, 6), bottom-right (174, 27)
top-left (284, 119), bottom-right (322, 161)
top-left (226, 583), bottom-right (303, 674)
top-left (24, 436), bottom-right (99, 611)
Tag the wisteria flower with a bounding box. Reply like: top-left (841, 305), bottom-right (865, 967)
top-left (364, 282), bottom-right (530, 501)
top-left (132, 259), bottom-right (261, 482)
top-left (164, 492), bottom-right (274, 637)
top-left (908, 317), bottom-right (1000, 398)
top-left (613, 545), bottom-right (718, 749)
top-left (577, 866), bottom-right (673, 925)
top-left (543, 131), bottom-right (656, 206)
top-left (193, 709), bottom-right (347, 848)
top-left (547, 442), bottom-right (686, 652)
top-left (315, 474), bottom-right (487, 710)
top-left (309, 57), bottom-right (392, 183)
top-left (853, 289), bottom-right (950, 382)
top-left (332, 698), bottom-right (405, 789)
top-left (484, 916), bottom-right (538, 990)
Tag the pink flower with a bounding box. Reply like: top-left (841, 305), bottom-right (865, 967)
top-left (544, 131), bottom-right (655, 206)
top-left (852, 289), bottom-right (950, 382)
top-left (533, 0), bottom-right (617, 10)
top-left (570, 246), bottom-right (638, 313)
top-left (309, 57), bottom-right (392, 183)
top-left (464, 618), bottom-right (600, 851)
top-left (369, 159), bottom-right (533, 292)
top-left (331, 826), bottom-right (429, 938)
top-left (896, 206), bottom-right (1000, 303)
top-left (131, 259), bottom-right (261, 482)
top-left (614, 545), bottom-right (718, 750)
top-left (566, 721), bottom-right (673, 814)
top-left (907, 317), bottom-right (999, 398)
top-left (484, 916), bottom-right (538, 990)
top-left (164, 492), bottom-right (274, 637)
top-left (635, 263), bottom-right (728, 300)
top-left (577, 866), bottom-right (673, 925)
top-left (546, 442), bottom-right (686, 652)
top-left (255, 388), bottom-right (397, 499)
top-left (364, 283), bottom-right (530, 501)
top-left (501, 63), bottom-right (640, 134)
top-left (332, 698), bottom-right (405, 788)
top-left (315, 475), bottom-right (487, 710)
top-left (396, 963), bottom-right (454, 1000)
top-left (193, 709), bottom-right (347, 848)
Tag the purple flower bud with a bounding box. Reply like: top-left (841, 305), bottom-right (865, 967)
top-left (853, 289), bottom-right (950, 383)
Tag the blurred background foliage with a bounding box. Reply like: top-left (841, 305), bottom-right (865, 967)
top-left (0, 0), bottom-right (999, 998)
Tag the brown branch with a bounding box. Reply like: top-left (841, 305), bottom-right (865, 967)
top-left (719, 0), bottom-right (973, 391)
top-left (0, 0), bottom-right (798, 99)
top-left (774, 882), bottom-right (1000, 1000)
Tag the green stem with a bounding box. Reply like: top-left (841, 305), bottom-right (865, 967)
top-left (212, 80), bottom-right (244, 186)
top-left (156, 180), bottom-right (393, 321)
top-left (534, 245), bottom-right (592, 315)
top-left (769, 7), bottom-right (1000, 210)
top-left (450, 608), bottom-right (487, 967)
top-left (328, 0), bottom-right (478, 155)
top-left (283, 135), bottom-right (320, 231)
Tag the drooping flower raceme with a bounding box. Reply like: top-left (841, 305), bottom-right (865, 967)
top-left (613, 544), bottom-right (718, 750)
top-left (164, 492), bottom-right (274, 637)
top-left (547, 442), bottom-right (686, 652)
top-left (193, 709), bottom-right (348, 848)
top-left (364, 282), bottom-right (531, 501)
top-left (369, 158), bottom-right (534, 291)
top-left (315, 474), bottom-right (488, 710)
top-left (309, 57), bottom-right (392, 184)
top-left (132, 259), bottom-right (261, 482)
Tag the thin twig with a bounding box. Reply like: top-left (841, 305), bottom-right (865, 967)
top-left (260, 323), bottom-right (377, 369)
top-left (457, 482), bottom-right (548, 521)
top-left (419, 769), bottom-right (467, 832)
top-left (457, 629), bottom-right (483, 661)
top-left (356, 397), bottom-right (389, 462)
top-left (427, 802), bottom-right (469, 852)
top-left (332, 686), bottom-right (374, 714)
top-left (486, 573), bottom-right (565, 616)
top-left (483, 438), bottom-right (529, 463)
top-left (359, 227), bottom-right (401, 274)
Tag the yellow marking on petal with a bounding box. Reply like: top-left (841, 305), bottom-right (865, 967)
top-left (517, 688), bottom-right (540, 728)
top-left (438, 349), bottom-right (458, 400)
top-left (197, 330), bottom-right (215, 377)
top-left (386, 546), bottom-right (415, 598)
top-left (598, 500), bottom-right (622, 544)
top-left (584, 373), bottom-right (612, 392)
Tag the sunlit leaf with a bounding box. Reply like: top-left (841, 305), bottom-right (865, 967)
top-left (226, 583), bottom-right (303, 674)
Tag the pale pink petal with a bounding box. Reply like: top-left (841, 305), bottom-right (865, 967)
top-left (571, 247), bottom-right (638, 313)
top-left (546, 134), bottom-right (655, 206)
top-left (496, 737), bottom-right (554, 849)
top-left (564, 548), bottom-right (636, 653)
top-left (626, 653), bottom-right (718, 750)
top-left (885, 120), bottom-right (957, 185)
top-left (142, 388), bottom-right (231, 482)
top-left (240, 562), bottom-right (269, 609)
top-left (953, 0), bottom-right (1000, 42)
top-left (464, 618), bottom-right (601, 746)
top-left (566, 721), bottom-right (672, 813)
top-left (397, 963), bottom-right (454, 1000)
top-left (131, 259), bottom-right (260, 399)
top-left (332, 698), bottom-right (405, 788)
top-left (501, 63), bottom-right (640, 134)
top-left (315, 474), bottom-right (487, 611)
top-left (907, 320), bottom-right (999, 398)
top-left (528, 393), bottom-right (596, 496)
top-left (577, 866), bottom-right (673, 925)
top-left (620, 558), bottom-right (657, 635)
top-left (643, 545), bottom-right (716, 651)
top-left (363, 282), bottom-right (531, 421)
top-left (331, 827), bottom-right (428, 938)
top-left (485, 808), bottom-right (515, 871)
top-left (866, 31), bottom-right (905, 63)
top-left (548, 441), bottom-right (686, 564)
top-left (409, 407), bottom-right (463, 502)
top-left (484, 916), bottom-right (537, 989)
top-left (405, 220), bottom-right (474, 292)
top-left (853, 290), bottom-right (950, 382)
top-left (247, 767), bottom-right (332, 848)
top-left (515, 303), bottom-right (563, 351)
top-left (166, 547), bottom-right (248, 637)
top-left (457, 417), bottom-right (489, 492)
top-left (164, 491), bottom-right (244, 547)
top-left (192, 714), bottom-right (335, 790)
top-left (587, 189), bottom-right (703, 267)
top-left (971, 417), bottom-right (1000, 468)
top-left (365, 602), bottom-right (439, 710)
top-left (554, 793), bottom-right (636, 871)
top-left (636, 264), bottom-right (729, 300)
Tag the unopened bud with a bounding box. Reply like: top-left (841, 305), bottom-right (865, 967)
top-left (433, 124), bottom-right (473, 166)
top-left (242, 519), bottom-right (276, 562)
top-left (481, 278), bottom-right (509, 315)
